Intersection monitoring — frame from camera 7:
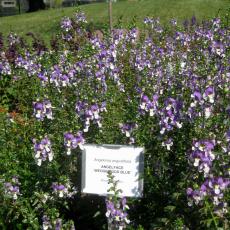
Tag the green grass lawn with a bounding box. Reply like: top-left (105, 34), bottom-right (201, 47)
top-left (0, 0), bottom-right (229, 42)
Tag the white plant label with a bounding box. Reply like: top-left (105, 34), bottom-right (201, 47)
top-left (81, 144), bottom-right (144, 197)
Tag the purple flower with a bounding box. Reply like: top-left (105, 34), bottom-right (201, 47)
top-left (203, 86), bottom-right (215, 104)
top-left (4, 177), bottom-right (20, 200)
top-left (7, 33), bottom-right (20, 46)
top-left (162, 138), bottom-right (173, 150)
top-left (159, 98), bottom-right (183, 134)
top-left (189, 140), bottom-right (215, 177)
top-left (61, 17), bottom-right (72, 32)
top-left (190, 90), bottom-right (202, 107)
top-left (50, 65), bottom-right (72, 88)
top-left (64, 131), bottom-right (85, 155)
top-left (211, 41), bottom-right (225, 57)
top-left (42, 215), bottom-right (52, 230)
top-left (54, 218), bottom-right (62, 230)
top-left (33, 136), bottom-right (53, 166)
top-left (212, 18), bottom-right (221, 28)
top-left (170, 19), bottom-right (177, 26)
top-left (187, 177), bottom-right (229, 209)
top-left (60, 74), bottom-right (70, 87)
top-left (0, 60), bottom-right (11, 75)
top-left (126, 28), bottom-right (138, 43)
top-left (74, 12), bottom-right (87, 24)
top-left (38, 72), bottom-right (48, 84)
top-left (119, 123), bottom-right (137, 144)
top-left (52, 180), bottom-right (77, 198)
top-left (33, 102), bottom-right (44, 120)
top-left (105, 197), bottom-right (130, 227)
top-left (52, 183), bottom-right (67, 198)
top-left (33, 100), bottom-right (53, 121)
top-left (139, 94), bottom-right (159, 117)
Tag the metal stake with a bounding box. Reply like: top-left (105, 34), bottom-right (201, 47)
top-left (108, 0), bottom-right (113, 33)
top-left (17, 0), bottom-right (21, 14)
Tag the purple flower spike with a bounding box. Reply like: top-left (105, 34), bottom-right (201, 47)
top-left (189, 140), bottom-right (215, 177)
top-left (75, 101), bottom-right (106, 132)
top-left (105, 197), bottom-right (130, 228)
top-left (33, 136), bottom-right (53, 166)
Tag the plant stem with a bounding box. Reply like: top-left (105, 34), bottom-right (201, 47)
top-left (205, 200), bottom-right (218, 229)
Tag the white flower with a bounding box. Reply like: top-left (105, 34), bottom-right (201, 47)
top-left (67, 148), bottom-right (71, 155)
top-left (180, 61), bottom-right (186, 69)
top-left (37, 159), bottom-right (42, 166)
top-left (149, 109), bottom-right (154, 116)
top-left (205, 107), bottom-right (211, 118)
top-left (194, 158), bottom-right (200, 167)
top-left (35, 151), bottom-right (41, 158)
top-left (214, 185), bottom-right (220, 195)
top-left (48, 152), bottom-right (53, 161)
top-left (125, 131), bottom-right (130, 138)
top-left (176, 122), bottom-right (182, 128)
top-left (78, 143), bottom-right (84, 150)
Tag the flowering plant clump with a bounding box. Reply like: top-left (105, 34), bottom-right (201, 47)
top-left (0, 9), bottom-right (230, 229)
top-left (187, 177), bottom-right (230, 216)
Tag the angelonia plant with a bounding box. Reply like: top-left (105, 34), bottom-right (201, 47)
top-left (106, 171), bottom-right (130, 230)
top-left (0, 8), bottom-right (229, 229)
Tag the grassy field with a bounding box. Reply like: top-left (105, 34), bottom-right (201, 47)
top-left (0, 0), bottom-right (229, 42)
